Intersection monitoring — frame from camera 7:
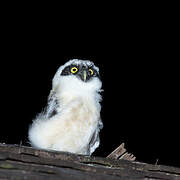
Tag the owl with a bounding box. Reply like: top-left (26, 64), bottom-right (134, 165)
top-left (28, 59), bottom-right (103, 155)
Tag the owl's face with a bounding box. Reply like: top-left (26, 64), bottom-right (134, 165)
top-left (52, 59), bottom-right (102, 94)
top-left (60, 62), bottom-right (100, 82)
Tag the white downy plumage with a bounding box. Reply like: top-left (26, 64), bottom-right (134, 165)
top-left (28, 59), bottom-right (103, 155)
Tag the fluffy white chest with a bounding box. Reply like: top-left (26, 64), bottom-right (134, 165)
top-left (29, 96), bottom-right (100, 154)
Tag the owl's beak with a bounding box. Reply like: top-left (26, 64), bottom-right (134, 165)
top-left (83, 70), bottom-right (87, 82)
top-left (78, 69), bottom-right (90, 82)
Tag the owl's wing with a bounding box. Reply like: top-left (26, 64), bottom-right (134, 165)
top-left (88, 118), bottom-right (103, 155)
top-left (45, 90), bottom-right (59, 118)
top-left (88, 129), bottom-right (100, 155)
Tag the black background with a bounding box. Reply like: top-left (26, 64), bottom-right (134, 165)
top-left (0, 5), bottom-right (179, 168)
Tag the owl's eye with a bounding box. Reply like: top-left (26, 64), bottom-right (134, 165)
top-left (71, 67), bottom-right (78, 74)
top-left (89, 69), bottom-right (94, 76)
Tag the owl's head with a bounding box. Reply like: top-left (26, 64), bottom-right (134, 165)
top-left (52, 59), bottom-right (102, 95)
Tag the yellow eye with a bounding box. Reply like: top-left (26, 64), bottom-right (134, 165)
top-left (89, 69), bottom-right (94, 76)
top-left (71, 67), bottom-right (78, 74)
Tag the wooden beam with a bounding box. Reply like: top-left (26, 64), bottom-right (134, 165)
top-left (0, 143), bottom-right (179, 179)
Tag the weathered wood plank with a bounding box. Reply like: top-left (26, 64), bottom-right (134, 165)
top-left (0, 143), bottom-right (180, 179)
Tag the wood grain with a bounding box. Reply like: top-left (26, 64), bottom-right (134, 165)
top-left (0, 143), bottom-right (179, 180)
